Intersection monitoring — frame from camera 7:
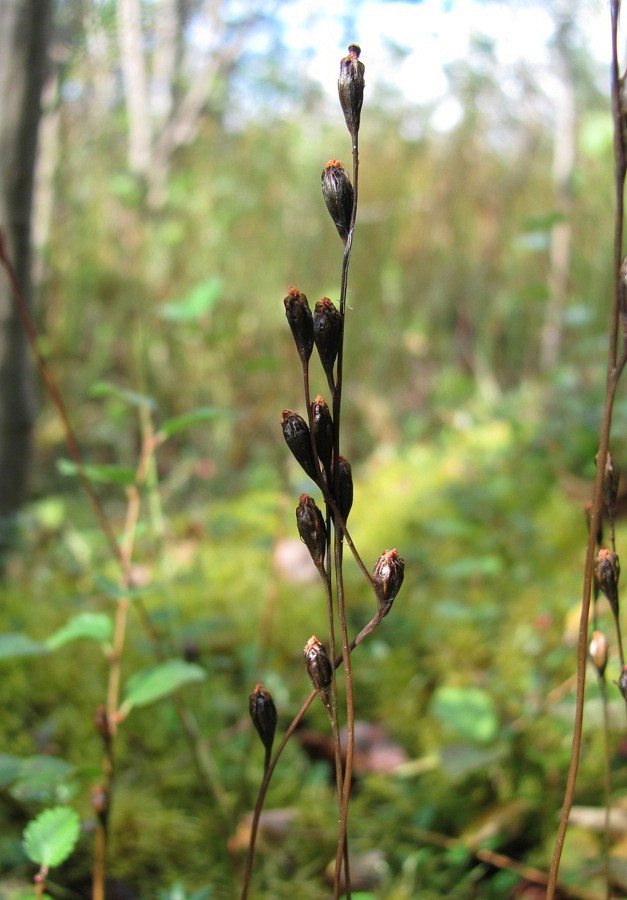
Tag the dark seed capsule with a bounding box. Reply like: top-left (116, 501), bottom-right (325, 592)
top-left (312, 395), bottom-right (333, 476)
top-left (617, 665), bottom-right (627, 702)
top-left (338, 43), bottom-right (365, 140)
top-left (589, 630), bottom-right (608, 679)
top-left (296, 494), bottom-right (327, 573)
top-left (93, 705), bottom-right (111, 743)
top-left (594, 547), bottom-right (620, 616)
top-left (249, 684), bottom-right (277, 753)
top-left (372, 548), bottom-right (405, 618)
top-left (620, 256), bottom-right (627, 319)
top-left (336, 455), bottom-right (353, 522)
top-left (321, 160), bottom-right (354, 244)
top-left (281, 410), bottom-right (318, 482)
top-left (304, 635), bottom-right (333, 694)
top-left (284, 285), bottom-right (314, 364)
top-left (91, 784), bottom-right (108, 819)
top-left (313, 297), bottom-right (342, 378)
top-left (600, 451), bottom-right (620, 518)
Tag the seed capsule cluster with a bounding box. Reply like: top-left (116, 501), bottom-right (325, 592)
top-left (248, 46), bottom-right (405, 795)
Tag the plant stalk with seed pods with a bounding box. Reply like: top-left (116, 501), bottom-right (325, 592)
top-left (547, 2), bottom-right (627, 895)
top-left (242, 44), bottom-right (406, 900)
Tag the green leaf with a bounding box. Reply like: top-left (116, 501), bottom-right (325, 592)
top-left (0, 754), bottom-right (24, 787)
top-left (0, 633), bottom-right (46, 660)
top-left (46, 613), bottom-right (113, 650)
top-left (439, 743), bottom-right (505, 780)
top-left (160, 277), bottom-right (222, 322)
top-left (122, 660), bottom-right (206, 712)
top-left (93, 574), bottom-right (153, 601)
top-left (159, 406), bottom-right (233, 438)
top-left (430, 686), bottom-right (499, 744)
top-left (23, 806), bottom-right (80, 868)
top-left (90, 380), bottom-right (157, 410)
top-left (56, 459), bottom-right (136, 486)
top-left (10, 756), bottom-right (75, 804)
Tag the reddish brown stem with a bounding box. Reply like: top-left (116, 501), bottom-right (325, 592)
top-left (547, 2), bottom-right (627, 893)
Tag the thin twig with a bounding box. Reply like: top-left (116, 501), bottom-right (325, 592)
top-left (240, 610), bottom-right (384, 899)
top-left (547, 3), bottom-right (627, 893)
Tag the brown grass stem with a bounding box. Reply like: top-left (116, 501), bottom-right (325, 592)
top-left (547, 4), bottom-right (627, 892)
top-left (0, 226), bottom-right (232, 874)
top-left (333, 539), bottom-right (353, 899)
top-left (597, 673), bottom-right (612, 900)
top-left (412, 827), bottom-right (603, 900)
top-left (241, 609), bottom-right (384, 899)
top-left (328, 123), bottom-right (360, 900)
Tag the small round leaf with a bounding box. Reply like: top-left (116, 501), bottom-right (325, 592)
top-left (23, 806), bottom-right (81, 868)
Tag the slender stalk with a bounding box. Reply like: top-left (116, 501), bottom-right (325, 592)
top-left (0, 229), bottom-right (233, 877)
top-left (547, 375), bottom-right (622, 898)
top-left (411, 827), bottom-right (602, 900)
top-left (598, 673), bottom-right (612, 900)
top-left (547, 3), bottom-right (626, 892)
top-left (240, 610), bottom-right (385, 899)
top-left (331, 98), bottom-right (360, 900)
top-left (91, 815), bottom-right (106, 900)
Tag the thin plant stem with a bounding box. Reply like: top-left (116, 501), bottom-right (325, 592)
top-left (301, 360), bottom-right (344, 810)
top-left (411, 827), bottom-right (603, 900)
top-left (547, 372), bottom-right (624, 898)
top-left (547, 3), bottom-right (627, 892)
top-left (330, 102), bottom-right (360, 900)
top-left (240, 610), bottom-right (385, 899)
top-left (612, 609), bottom-right (626, 667)
top-left (333, 538), bottom-right (353, 900)
top-left (91, 823), bottom-right (105, 900)
top-left (0, 228), bottom-right (233, 873)
top-left (597, 673), bottom-right (612, 900)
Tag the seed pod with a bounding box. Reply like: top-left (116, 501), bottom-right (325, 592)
top-left (304, 635), bottom-right (333, 695)
top-left (281, 410), bottom-right (318, 482)
top-left (296, 494), bottom-right (327, 573)
top-left (336, 455), bottom-right (353, 522)
top-left (617, 665), bottom-right (627, 702)
top-left (620, 256), bottom-right (627, 322)
top-left (314, 298), bottom-right (342, 379)
top-left (249, 684), bottom-right (278, 753)
top-left (91, 784), bottom-right (109, 828)
top-left (589, 630), bottom-right (608, 678)
top-left (594, 547), bottom-right (620, 616)
top-left (338, 44), bottom-right (365, 140)
top-left (312, 395), bottom-right (333, 476)
top-left (600, 451), bottom-right (620, 519)
top-left (93, 704), bottom-right (111, 744)
top-left (372, 549), bottom-right (405, 618)
top-left (284, 285), bottom-right (314, 364)
top-left (321, 160), bottom-right (354, 244)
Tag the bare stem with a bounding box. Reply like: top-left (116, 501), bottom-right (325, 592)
top-left (0, 228), bottom-right (231, 877)
top-left (547, 3), bottom-right (626, 892)
top-left (330, 117), bottom-right (360, 900)
top-left (240, 610), bottom-right (384, 899)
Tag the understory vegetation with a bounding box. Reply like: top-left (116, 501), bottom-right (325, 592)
top-left (2, 1), bottom-right (627, 897)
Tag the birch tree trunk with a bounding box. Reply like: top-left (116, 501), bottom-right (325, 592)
top-left (539, 16), bottom-right (576, 372)
top-left (0, 0), bottom-right (51, 527)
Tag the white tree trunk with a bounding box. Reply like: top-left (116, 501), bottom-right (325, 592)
top-left (116, 0), bottom-right (152, 175)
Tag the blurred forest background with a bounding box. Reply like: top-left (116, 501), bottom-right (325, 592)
top-left (2, 0), bottom-right (627, 897)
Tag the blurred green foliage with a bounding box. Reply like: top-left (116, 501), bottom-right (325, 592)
top-left (2, 1), bottom-right (627, 896)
